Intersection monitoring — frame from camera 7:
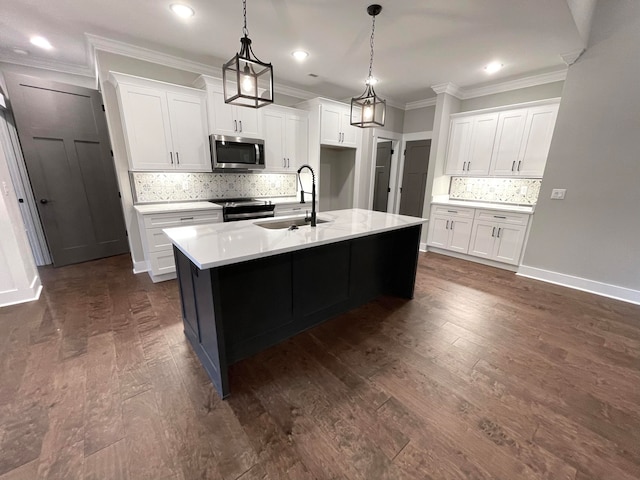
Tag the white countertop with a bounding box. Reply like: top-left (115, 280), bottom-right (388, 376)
top-left (164, 208), bottom-right (427, 269)
top-left (134, 201), bottom-right (221, 214)
top-left (431, 196), bottom-right (535, 214)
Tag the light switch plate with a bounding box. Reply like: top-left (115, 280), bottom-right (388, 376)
top-left (550, 188), bottom-right (566, 200)
top-left (520, 186), bottom-right (528, 195)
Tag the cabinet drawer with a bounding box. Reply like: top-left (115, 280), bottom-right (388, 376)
top-left (474, 209), bottom-right (529, 226)
top-left (143, 209), bottom-right (221, 229)
top-left (147, 227), bottom-right (175, 253)
top-left (149, 250), bottom-right (176, 276)
top-left (431, 205), bottom-right (475, 218)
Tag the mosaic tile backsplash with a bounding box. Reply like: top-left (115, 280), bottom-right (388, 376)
top-left (132, 172), bottom-right (298, 203)
top-left (449, 177), bottom-right (541, 205)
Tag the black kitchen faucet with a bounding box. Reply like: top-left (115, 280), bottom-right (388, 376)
top-left (297, 164), bottom-right (316, 227)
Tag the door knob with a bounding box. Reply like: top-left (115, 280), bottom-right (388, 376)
top-left (40, 198), bottom-right (48, 204)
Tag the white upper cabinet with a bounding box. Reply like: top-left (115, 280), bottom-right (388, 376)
top-left (262, 105), bottom-right (308, 171)
top-left (111, 72), bottom-right (210, 172)
top-left (516, 104), bottom-right (559, 177)
top-left (320, 103), bottom-right (358, 147)
top-left (445, 114), bottom-right (497, 175)
top-left (446, 99), bottom-right (560, 178)
top-left (489, 109), bottom-right (528, 175)
top-left (195, 76), bottom-right (261, 138)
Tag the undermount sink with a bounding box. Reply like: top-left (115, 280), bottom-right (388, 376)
top-left (255, 216), bottom-right (330, 230)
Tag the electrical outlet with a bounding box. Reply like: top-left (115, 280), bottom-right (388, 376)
top-left (550, 188), bottom-right (566, 200)
top-left (520, 185), bottom-right (528, 195)
top-left (182, 181), bottom-right (190, 191)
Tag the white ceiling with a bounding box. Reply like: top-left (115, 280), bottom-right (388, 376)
top-left (0, 0), bottom-right (585, 104)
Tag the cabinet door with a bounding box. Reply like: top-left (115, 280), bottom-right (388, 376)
top-left (517, 104), bottom-right (559, 177)
top-left (341, 109), bottom-right (358, 147)
top-left (320, 104), bottom-right (342, 145)
top-left (444, 117), bottom-right (473, 175)
top-left (490, 109), bottom-right (527, 175)
top-left (468, 221), bottom-right (497, 259)
top-left (235, 105), bottom-right (261, 137)
top-left (493, 224), bottom-right (526, 265)
top-left (448, 217), bottom-right (472, 253)
top-left (119, 84), bottom-right (173, 170)
top-left (166, 91), bottom-right (211, 172)
top-left (427, 215), bottom-right (451, 249)
top-left (210, 90), bottom-right (238, 135)
top-left (466, 114), bottom-right (498, 175)
top-left (262, 108), bottom-right (286, 171)
top-left (286, 113), bottom-right (308, 171)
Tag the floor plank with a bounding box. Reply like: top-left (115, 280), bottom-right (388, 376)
top-left (0, 252), bottom-right (638, 479)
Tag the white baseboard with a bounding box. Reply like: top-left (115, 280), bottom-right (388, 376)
top-left (0, 274), bottom-right (42, 308)
top-left (426, 247), bottom-right (518, 272)
top-left (132, 260), bottom-right (148, 275)
top-left (419, 242), bottom-right (428, 252)
top-left (517, 265), bottom-right (640, 306)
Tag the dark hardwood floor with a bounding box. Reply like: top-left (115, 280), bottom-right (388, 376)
top-left (1, 252), bottom-right (639, 479)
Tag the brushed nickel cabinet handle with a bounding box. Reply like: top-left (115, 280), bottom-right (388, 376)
top-left (239, 120), bottom-right (243, 132)
top-left (180, 217), bottom-right (194, 221)
top-left (512, 161), bottom-right (516, 171)
top-left (447, 210), bottom-right (458, 213)
top-left (170, 152), bottom-right (174, 164)
top-left (493, 215), bottom-right (506, 219)
top-left (446, 220), bottom-right (449, 229)
top-left (467, 162), bottom-right (471, 171)
top-left (463, 162), bottom-right (467, 171)
top-left (492, 227), bottom-right (496, 237)
top-left (497, 227), bottom-right (502, 238)
top-left (517, 161), bottom-right (522, 171)
top-left (176, 152), bottom-right (180, 165)
top-left (234, 120), bottom-right (238, 132)
top-left (451, 220), bottom-right (455, 229)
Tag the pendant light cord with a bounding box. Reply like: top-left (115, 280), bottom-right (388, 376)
top-left (242, 0), bottom-right (249, 36)
top-left (368, 13), bottom-right (376, 79)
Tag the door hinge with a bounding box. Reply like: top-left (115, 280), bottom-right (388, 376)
top-left (390, 149), bottom-right (394, 154)
top-left (387, 188), bottom-right (391, 193)
top-left (125, 229), bottom-right (128, 237)
top-left (101, 104), bottom-right (105, 112)
top-left (404, 149), bottom-right (407, 156)
top-left (118, 191), bottom-right (121, 198)
top-left (110, 149), bottom-right (113, 157)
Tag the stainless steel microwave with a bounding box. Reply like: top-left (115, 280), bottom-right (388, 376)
top-left (210, 134), bottom-right (265, 170)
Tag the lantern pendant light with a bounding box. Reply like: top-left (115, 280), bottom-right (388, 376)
top-left (351, 4), bottom-right (386, 128)
top-left (222, 0), bottom-right (274, 108)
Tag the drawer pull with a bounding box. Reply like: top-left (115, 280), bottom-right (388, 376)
top-left (493, 215), bottom-right (507, 219)
top-left (447, 210), bottom-right (458, 213)
top-left (180, 217), bottom-right (194, 221)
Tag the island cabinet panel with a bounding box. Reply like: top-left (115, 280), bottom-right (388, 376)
top-left (174, 224), bottom-right (422, 398)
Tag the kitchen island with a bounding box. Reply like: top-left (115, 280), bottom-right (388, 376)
top-left (164, 208), bottom-right (426, 398)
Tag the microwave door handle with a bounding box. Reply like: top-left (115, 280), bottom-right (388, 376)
top-left (255, 144), bottom-right (260, 164)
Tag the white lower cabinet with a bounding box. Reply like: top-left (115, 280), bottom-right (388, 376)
top-left (468, 210), bottom-right (529, 265)
top-left (427, 206), bottom-right (474, 253)
top-left (137, 208), bottom-right (222, 282)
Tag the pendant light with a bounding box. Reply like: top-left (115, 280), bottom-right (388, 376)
top-left (222, 0), bottom-right (274, 108)
top-left (351, 4), bottom-right (386, 128)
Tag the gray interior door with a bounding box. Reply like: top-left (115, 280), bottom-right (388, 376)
top-left (373, 141), bottom-right (392, 212)
top-left (399, 139), bottom-right (431, 218)
top-left (5, 73), bottom-right (129, 267)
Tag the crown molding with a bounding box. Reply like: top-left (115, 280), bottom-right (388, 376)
top-left (86, 34), bottom-right (221, 77)
top-left (405, 97), bottom-right (437, 110)
top-left (561, 49), bottom-right (585, 66)
top-left (431, 82), bottom-right (462, 97)
top-left (0, 53), bottom-right (94, 78)
top-left (460, 68), bottom-right (567, 99)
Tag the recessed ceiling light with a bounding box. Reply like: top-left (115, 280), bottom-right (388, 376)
top-left (12, 48), bottom-right (29, 55)
top-left (484, 62), bottom-right (504, 74)
top-left (170, 4), bottom-right (195, 18)
top-left (30, 36), bottom-right (52, 50)
top-left (292, 50), bottom-right (308, 61)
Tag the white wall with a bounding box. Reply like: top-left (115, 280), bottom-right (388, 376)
top-left (403, 105), bottom-right (435, 134)
top-left (520, 0), bottom-right (640, 302)
top-left (0, 123), bottom-right (41, 307)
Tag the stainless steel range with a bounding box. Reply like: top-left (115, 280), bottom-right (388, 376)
top-left (211, 199), bottom-right (276, 222)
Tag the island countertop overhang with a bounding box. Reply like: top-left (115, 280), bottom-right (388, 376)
top-left (164, 208), bottom-right (427, 270)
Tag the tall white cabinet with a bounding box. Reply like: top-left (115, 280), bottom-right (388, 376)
top-left (261, 105), bottom-right (309, 172)
top-left (110, 72), bottom-right (211, 172)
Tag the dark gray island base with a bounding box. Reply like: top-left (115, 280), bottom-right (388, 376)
top-left (174, 225), bottom-right (422, 398)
